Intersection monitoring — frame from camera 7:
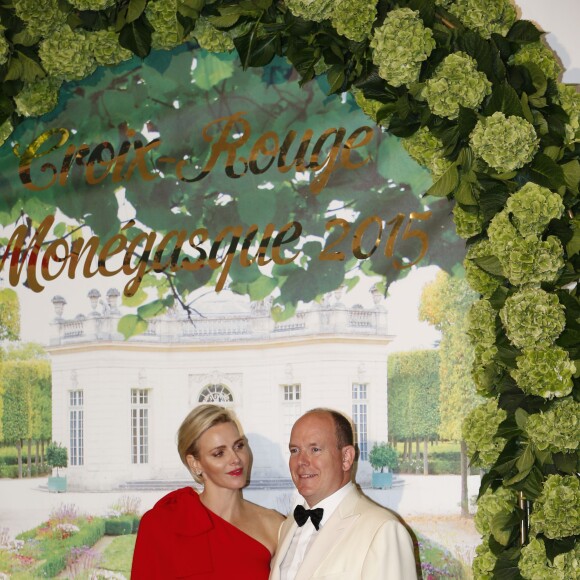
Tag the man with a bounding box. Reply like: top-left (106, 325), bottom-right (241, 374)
top-left (269, 408), bottom-right (418, 579)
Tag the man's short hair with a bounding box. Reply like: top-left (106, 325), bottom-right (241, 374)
top-left (305, 408), bottom-right (354, 448)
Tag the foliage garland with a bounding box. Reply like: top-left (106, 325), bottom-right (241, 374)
top-left (0, 0), bottom-right (579, 577)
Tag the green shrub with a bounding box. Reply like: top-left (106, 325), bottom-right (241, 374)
top-left (132, 516), bottom-right (141, 533)
top-left (105, 516), bottom-right (134, 536)
top-left (46, 442), bottom-right (68, 476)
top-left (369, 442), bottom-right (398, 472)
top-left (0, 464), bottom-right (19, 478)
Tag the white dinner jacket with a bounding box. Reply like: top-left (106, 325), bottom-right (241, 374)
top-left (269, 486), bottom-right (418, 580)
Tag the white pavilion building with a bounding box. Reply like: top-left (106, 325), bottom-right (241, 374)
top-left (47, 288), bottom-right (393, 491)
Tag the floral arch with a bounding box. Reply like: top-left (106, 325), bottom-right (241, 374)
top-left (0, 0), bottom-right (579, 576)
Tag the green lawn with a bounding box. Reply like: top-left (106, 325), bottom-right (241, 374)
top-left (99, 534), bottom-right (136, 576)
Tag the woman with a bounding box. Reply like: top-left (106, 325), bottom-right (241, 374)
top-left (131, 404), bottom-right (285, 579)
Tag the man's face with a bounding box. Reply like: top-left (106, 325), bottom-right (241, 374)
top-left (288, 412), bottom-right (352, 507)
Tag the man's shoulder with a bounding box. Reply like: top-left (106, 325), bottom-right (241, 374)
top-left (351, 488), bottom-right (404, 525)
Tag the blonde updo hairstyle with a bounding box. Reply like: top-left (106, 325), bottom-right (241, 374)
top-left (177, 404), bottom-right (238, 484)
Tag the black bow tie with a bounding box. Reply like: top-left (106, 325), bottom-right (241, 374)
top-left (294, 505), bottom-right (324, 531)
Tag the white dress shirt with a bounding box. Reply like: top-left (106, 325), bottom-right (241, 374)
top-left (280, 483), bottom-right (354, 580)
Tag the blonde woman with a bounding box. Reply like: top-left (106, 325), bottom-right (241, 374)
top-left (131, 404), bottom-right (285, 579)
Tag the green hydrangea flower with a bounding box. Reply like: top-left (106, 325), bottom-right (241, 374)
top-left (505, 182), bottom-right (564, 238)
top-left (474, 485), bottom-right (518, 541)
top-left (423, 52), bottom-right (491, 119)
top-left (510, 41), bottom-right (562, 81)
top-left (530, 474), bottom-right (580, 539)
top-left (556, 83), bottom-right (580, 145)
top-left (14, 77), bottom-right (62, 117)
top-left (499, 287), bottom-right (565, 349)
top-left (520, 537), bottom-right (563, 580)
top-left (472, 538), bottom-right (497, 579)
top-left (14, 0), bottom-right (64, 41)
top-left (511, 346), bottom-right (575, 399)
top-left (146, 0), bottom-right (183, 51)
top-left (463, 400), bottom-right (507, 468)
top-left (554, 543), bottom-right (580, 580)
top-left (487, 211), bottom-right (517, 260)
top-left (87, 29), bottom-right (133, 66)
top-left (0, 29), bottom-right (8, 67)
top-left (370, 8), bottom-right (435, 87)
top-left (39, 25), bottom-right (96, 81)
top-left (525, 397), bottom-right (580, 452)
top-left (192, 17), bottom-right (235, 53)
top-left (468, 299), bottom-right (497, 348)
top-left (464, 240), bottom-right (503, 299)
top-left (472, 359), bottom-right (501, 397)
top-left (447, 0), bottom-right (517, 39)
top-left (520, 536), bottom-right (580, 580)
top-left (0, 120), bottom-right (13, 149)
top-left (68, 0), bottom-right (116, 9)
top-left (402, 126), bottom-right (451, 179)
top-left (331, 0), bottom-right (377, 42)
top-left (473, 343), bottom-right (499, 370)
top-left (453, 205), bottom-right (485, 239)
top-left (502, 235), bottom-right (564, 286)
top-left (470, 112), bottom-right (539, 173)
top-left (285, 0), bottom-right (334, 22)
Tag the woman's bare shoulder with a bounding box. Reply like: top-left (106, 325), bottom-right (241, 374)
top-left (244, 500), bottom-right (286, 525)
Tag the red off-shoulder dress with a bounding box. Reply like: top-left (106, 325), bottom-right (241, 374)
top-left (131, 487), bottom-right (271, 579)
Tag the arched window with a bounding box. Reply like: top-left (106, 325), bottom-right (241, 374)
top-left (198, 384), bottom-right (233, 404)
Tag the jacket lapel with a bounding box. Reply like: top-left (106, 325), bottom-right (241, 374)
top-left (270, 516), bottom-right (298, 580)
top-left (296, 487), bottom-right (361, 580)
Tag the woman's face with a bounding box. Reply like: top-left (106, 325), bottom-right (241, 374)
top-left (187, 421), bottom-right (250, 490)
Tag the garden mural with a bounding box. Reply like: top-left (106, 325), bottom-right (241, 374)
top-left (0, 0), bottom-right (579, 578)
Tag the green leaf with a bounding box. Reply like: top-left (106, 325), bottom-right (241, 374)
top-left (506, 20), bottom-right (543, 44)
top-left (517, 465), bottom-right (544, 500)
top-left (484, 82), bottom-right (524, 118)
top-left (137, 299), bottom-right (168, 320)
top-left (562, 160), bottom-right (580, 194)
top-left (53, 222), bottom-right (67, 238)
top-left (515, 444), bottom-right (534, 473)
top-left (194, 53), bottom-right (235, 90)
top-left (208, 13), bottom-right (241, 28)
top-left (553, 452), bottom-right (578, 474)
top-left (235, 30), bottom-right (279, 68)
top-left (118, 314), bottom-right (148, 340)
top-left (327, 65), bottom-right (346, 94)
top-left (529, 153), bottom-right (566, 188)
top-left (458, 31), bottom-right (503, 84)
top-left (5, 50), bottom-right (45, 82)
top-left (525, 63), bottom-right (548, 98)
top-left (119, 16), bottom-right (152, 58)
top-left (425, 163), bottom-right (458, 198)
top-left (566, 227), bottom-right (580, 257)
top-left (471, 255), bottom-right (504, 277)
top-left (355, 70), bottom-right (399, 104)
top-left (127, 0), bottom-right (147, 23)
top-left (514, 408), bottom-right (528, 429)
top-left (492, 557), bottom-right (523, 580)
top-left (454, 179), bottom-right (477, 205)
top-left (122, 286), bottom-right (148, 308)
top-left (247, 275), bottom-right (277, 300)
top-left (490, 511), bottom-right (517, 546)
